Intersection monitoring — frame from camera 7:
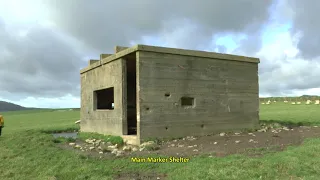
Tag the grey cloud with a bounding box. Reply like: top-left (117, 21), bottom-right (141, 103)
top-left (0, 19), bottom-right (86, 100)
top-left (285, 0), bottom-right (320, 59)
top-left (258, 59), bottom-right (282, 75)
top-left (233, 32), bottom-right (263, 55)
top-left (45, 0), bottom-right (273, 51)
top-left (259, 60), bottom-right (320, 95)
top-left (0, 0), bottom-right (276, 103)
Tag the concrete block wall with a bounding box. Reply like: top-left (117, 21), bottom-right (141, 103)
top-left (80, 59), bottom-right (126, 136)
top-left (137, 51), bottom-right (259, 140)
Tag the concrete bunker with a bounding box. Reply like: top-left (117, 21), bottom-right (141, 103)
top-left (80, 44), bottom-right (260, 145)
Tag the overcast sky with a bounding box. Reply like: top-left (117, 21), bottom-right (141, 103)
top-left (0, 0), bottom-right (319, 108)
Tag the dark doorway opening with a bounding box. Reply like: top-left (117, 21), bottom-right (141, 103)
top-left (126, 57), bottom-right (137, 135)
top-left (94, 87), bottom-right (114, 110)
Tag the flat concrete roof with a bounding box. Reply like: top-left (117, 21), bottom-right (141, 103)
top-left (80, 44), bottom-right (260, 74)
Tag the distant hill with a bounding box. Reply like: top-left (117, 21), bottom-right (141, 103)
top-left (0, 101), bottom-right (80, 112)
top-left (0, 101), bottom-right (34, 112)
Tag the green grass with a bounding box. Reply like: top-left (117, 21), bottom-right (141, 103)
top-left (78, 132), bottom-right (124, 145)
top-left (260, 102), bottom-right (320, 125)
top-left (0, 103), bottom-right (320, 180)
top-left (1, 109), bottom-right (80, 134)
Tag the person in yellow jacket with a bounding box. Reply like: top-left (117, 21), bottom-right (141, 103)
top-left (0, 114), bottom-right (4, 136)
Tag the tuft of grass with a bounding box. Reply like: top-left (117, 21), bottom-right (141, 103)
top-left (78, 132), bottom-right (124, 145)
top-left (40, 126), bottom-right (80, 134)
top-left (52, 137), bottom-right (65, 143)
top-left (51, 136), bottom-right (76, 144)
top-left (66, 137), bottom-right (76, 142)
top-left (245, 145), bottom-right (282, 154)
top-left (144, 144), bottom-right (160, 151)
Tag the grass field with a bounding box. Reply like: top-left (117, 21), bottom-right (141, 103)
top-left (260, 102), bottom-right (320, 125)
top-left (1, 109), bottom-right (80, 133)
top-left (1, 103), bottom-right (320, 180)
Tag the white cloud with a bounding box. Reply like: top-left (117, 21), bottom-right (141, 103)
top-left (257, 29), bottom-right (320, 97)
top-left (0, 0), bottom-right (50, 24)
top-left (0, 94), bottom-right (80, 108)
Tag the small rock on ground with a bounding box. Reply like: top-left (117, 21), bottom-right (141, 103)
top-left (85, 139), bottom-right (94, 144)
top-left (111, 149), bottom-right (118, 154)
top-left (258, 128), bottom-right (267, 132)
top-left (122, 146), bottom-right (131, 151)
top-left (116, 150), bottom-right (124, 157)
top-left (283, 127), bottom-right (290, 131)
top-left (139, 141), bottom-right (159, 151)
top-left (186, 136), bottom-right (196, 141)
top-left (108, 144), bottom-right (118, 149)
top-left (140, 141), bottom-right (155, 148)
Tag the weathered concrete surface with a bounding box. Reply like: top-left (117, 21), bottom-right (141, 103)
top-left (80, 59), bottom-right (126, 136)
top-left (100, 54), bottom-right (112, 60)
top-left (114, 46), bottom-right (129, 53)
top-left (137, 51), bottom-right (259, 141)
top-left (81, 45), bottom-right (259, 74)
top-left (89, 59), bottom-right (100, 65)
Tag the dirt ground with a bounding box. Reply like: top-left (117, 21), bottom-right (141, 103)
top-left (57, 125), bottom-right (320, 180)
top-left (136, 126), bottom-right (320, 157)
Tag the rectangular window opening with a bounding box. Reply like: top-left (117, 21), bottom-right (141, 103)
top-left (94, 87), bottom-right (114, 110)
top-left (181, 97), bottom-right (195, 107)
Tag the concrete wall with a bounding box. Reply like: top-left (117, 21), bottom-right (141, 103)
top-left (137, 51), bottom-right (259, 141)
top-left (89, 59), bottom-right (99, 65)
top-left (100, 54), bottom-right (112, 60)
top-left (80, 59), bottom-right (127, 136)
